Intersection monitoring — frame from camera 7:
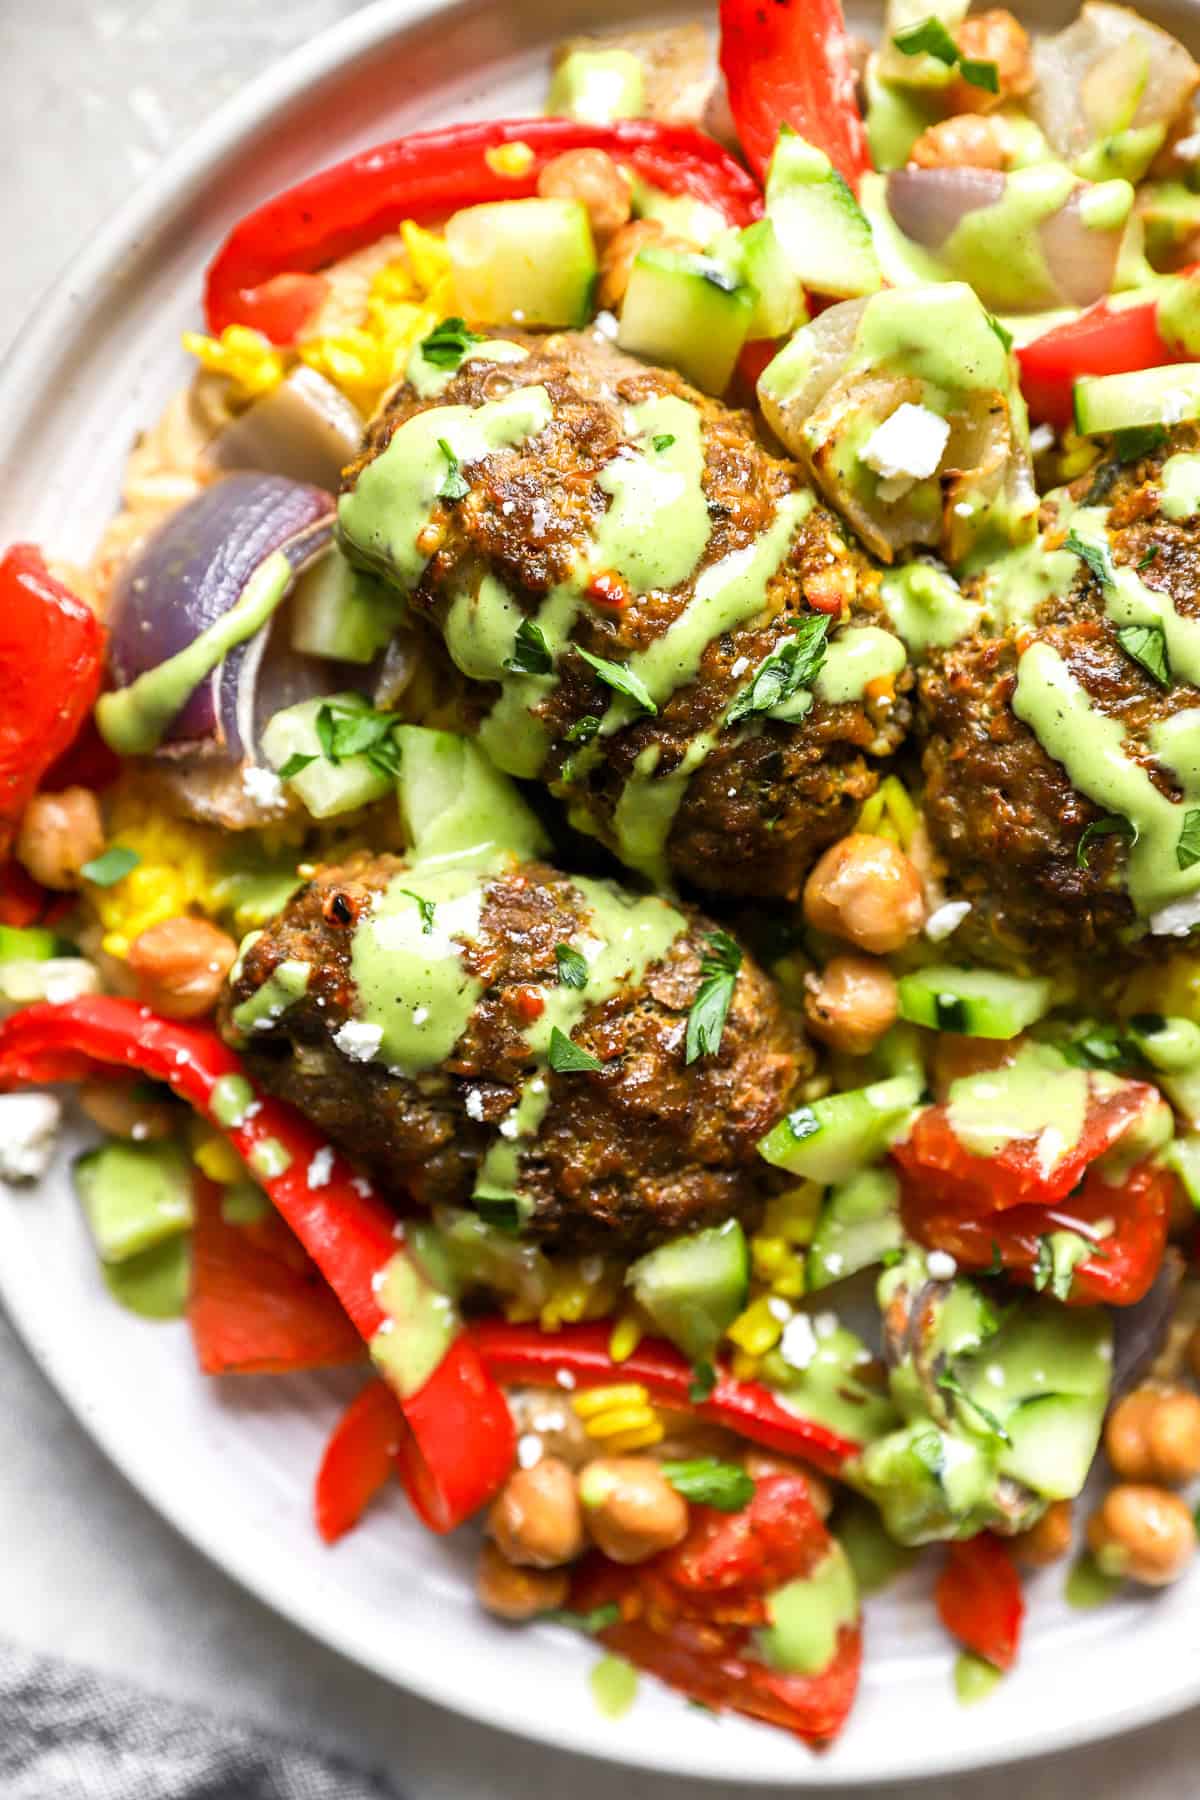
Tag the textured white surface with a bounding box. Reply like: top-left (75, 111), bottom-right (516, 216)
top-left (4, 4), bottom-right (1200, 1794)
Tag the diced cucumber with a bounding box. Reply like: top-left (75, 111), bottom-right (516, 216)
top-left (1162, 1065), bottom-right (1200, 1130)
top-left (290, 548), bottom-right (406, 664)
top-left (999, 1394), bottom-right (1106, 1500)
top-left (630, 180), bottom-right (728, 254)
top-left (0, 957), bottom-right (99, 1014)
top-left (395, 726), bottom-right (549, 866)
top-left (548, 48), bottom-right (644, 124)
top-left (809, 1168), bottom-right (904, 1290)
top-left (897, 964), bottom-right (1052, 1038)
top-left (446, 198), bottom-right (597, 329)
top-left (0, 925), bottom-right (58, 962)
top-left (875, 0), bottom-right (968, 89)
top-left (261, 692), bottom-right (392, 819)
top-left (74, 1139), bottom-right (194, 1264)
top-left (627, 1219), bottom-right (749, 1362)
top-left (1125, 1014), bottom-right (1200, 1074)
top-left (617, 246), bottom-right (754, 394)
top-left (712, 220), bottom-right (808, 341)
top-left (1074, 363), bottom-right (1200, 436)
top-left (765, 129), bottom-right (883, 300)
top-left (1166, 1132), bottom-right (1200, 1207)
top-left (758, 1073), bottom-right (922, 1185)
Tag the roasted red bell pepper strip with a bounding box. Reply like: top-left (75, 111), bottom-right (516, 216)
top-left (570, 1473), bottom-right (862, 1743)
top-left (1015, 275), bottom-right (1199, 429)
top-left (0, 997), bottom-right (515, 1531)
top-left (472, 1319), bottom-right (860, 1474)
top-left (891, 1073), bottom-right (1159, 1216)
top-left (718, 0), bottom-right (870, 188)
top-left (0, 547), bottom-right (106, 852)
top-left (205, 117), bottom-right (762, 337)
top-left (189, 1175), bottom-right (365, 1376)
top-left (936, 1533), bottom-right (1023, 1672)
top-left (226, 272), bottom-right (332, 347)
top-left (901, 1159), bottom-right (1172, 1307)
top-left (315, 1379), bottom-right (404, 1544)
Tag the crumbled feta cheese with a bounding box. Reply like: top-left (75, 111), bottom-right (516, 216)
top-left (498, 1115), bottom-right (520, 1140)
top-left (779, 1313), bottom-right (819, 1371)
top-left (333, 1021), bottom-right (384, 1063)
top-left (554, 1368), bottom-right (577, 1389)
top-left (411, 1005), bottom-right (429, 1027)
top-left (464, 1089), bottom-right (486, 1122)
top-left (1150, 891), bottom-right (1200, 937)
top-left (927, 1249), bottom-right (958, 1281)
top-left (0, 1093), bottom-right (62, 1184)
top-left (814, 1310), bottom-right (839, 1339)
top-left (925, 899), bottom-right (972, 943)
top-left (308, 1146), bottom-right (334, 1190)
top-left (860, 404), bottom-right (950, 495)
top-left (241, 764), bottom-right (286, 810)
top-left (730, 656), bottom-right (751, 679)
top-left (823, 1252), bottom-right (845, 1277)
top-left (517, 1433), bottom-right (544, 1469)
top-left (531, 1408), bottom-right (566, 1433)
top-left (1029, 423), bottom-right (1055, 454)
top-left (593, 309), bottom-right (619, 341)
top-left (41, 961), bottom-right (101, 1007)
top-left (766, 1296), bottom-right (793, 1324)
top-left (501, 500), bottom-right (516, 517)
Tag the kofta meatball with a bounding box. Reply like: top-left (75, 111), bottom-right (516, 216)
top-left (339, 331), bottom-right (909, 901)
top-left (221, 852), bottom-right (810, 1253)
top-left (917, 427), bottom-right (1200, 965)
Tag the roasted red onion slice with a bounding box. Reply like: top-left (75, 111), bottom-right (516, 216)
top-left (201, 366), bottom-right (364, 491)
top-left (107, 472), bottom-right (335, 761)
top-left (1031, 2), bottom-right (1198, 167)
top-left (885, 168), bottom-right (1005, 253)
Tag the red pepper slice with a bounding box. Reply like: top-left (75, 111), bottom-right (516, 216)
top-left (891, 1073), bottom-right (1159, 1215)
top-left (225, 272), bottom-right (332, 347)
top-left (718, 0), bottom-right (870, 188)
top-left (0, 547), bottom-right (106, 852)
top-left (205, 118), bottom-right (763, 337)
top-left (472, 1319), bottom-right (860, 1473)
top-left (570, 1473), bottom-right (862, 1744)
top-left (1015, 280), bottom-right (1198, 429)
top-left (189, 1175), bottom-right (365, 1376)
top-left (315, 1379), bottom-right (404, 1544)
top-left (935, 1533), bottom-right (1023, 1672)
top-left (0, 997), bottom-right (514, 1531)
top-left (901, 1158), bottom-right (1172, 1307)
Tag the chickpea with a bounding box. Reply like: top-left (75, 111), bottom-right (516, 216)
top-left (16, 787), bottom-right (105, 892)
top-left (908, 112), bottom-right (1021, 171)
top-left (1105, 1387), bottom-right (1200, 1486)
top-left (1010, 1499), bottom-right (1073, 1568)
top-left (579, 1457), bottom-right (690, 1564)
top-left (803, 834), bottom-right (925, 955)
top-left (476, 1541), bottom-right (569, 1620)
top-left (537, 149), bottom-right (632, 242)
top-left (742, 1449), bottom-right (832, 1518)
top-left (487, 1456), bottom-right (587, 1569)
top-left (948, 10), bottom-right (1033, 113)
top-left (126, 917), bottom-right (237, 1019)
top-left (596, 219), bottom-right (696, 311)
top-left (1087, 1484), bottom-right (1196, 1587)
top-left (78, 1078), bottom-right (175, 1143)
top-left (804, 954), bottom-right (898, 1056)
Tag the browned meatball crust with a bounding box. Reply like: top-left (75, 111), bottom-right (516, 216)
top-left (343, 332), bottom-right (908, 900)
top-left (221, 852), bottom-right (810, 1253)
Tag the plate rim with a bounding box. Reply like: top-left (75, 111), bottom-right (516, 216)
top-left (4, 0), bottom-right (1200, 1780)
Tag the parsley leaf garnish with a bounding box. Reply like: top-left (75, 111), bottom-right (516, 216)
top-left (565, 714), bottom-right (601, 744)
top-left (725, 616), bottom-right (830, 726)
top-left (1064, 529), bottom-right (1115, 590)
top-left (685, 930), bottom-right (743, 1065)
top-left (547, 1026), bottom-right (604, 1074)
top-left (419, 316), bottom-right (486, 370)
top-left (1138, 546), bottom-right (1161, 570)
top-left (1178, 809), bottom-right (1200, 871)
top-left (959, 55), bottom-right (999, 91)
top-left (651, 433), bottom-right (676, 452)
top-left (892, 16), bottom-right (997, 88)
top-left (398, 890), bottom-right (436, 934)
top-left (437, 437), bottom-right (470, 501)
top-left (1116, 621), bottom-right (1170, 686)
top-left (277, 752), bottom-right (317, 781)
top-left (504, 617), bottom-right (554, 676)
top-left (576, 647), bottom-right (657, 714)
top-left (554, 943), bottom-right (588, 989)
top-left (314, 699), bottom-right (402, 776)
top-left (688, 1361), bottom-right (717, 1403)
top-left (661, 1459), bottom-right (756, 1512)
top-left (81, 845), bottom-right (139, 887)
top-left (1076, 814), bottom-right (1136, 869)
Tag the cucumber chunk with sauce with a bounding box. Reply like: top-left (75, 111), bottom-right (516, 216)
top-left (626, 1219), bottom-right (749, 1362)
top-left (74, 1139), bottom-right (195, 1265)
top-left (897, 964), bottom-right (1052, 1037)
top-left (290, 548), bottom-right (406, 664)
top-left (395, 726), bottom-right (549, 865)
top-left (1074, 363), bottom-right (1200, 435)
top-left (261, 692), bottom-right (393, 818)
top-left (809, 1167), bottom-right (904, 1290)
top-left (765, 129), bottom-right (883, 300)
top-left (446, 197), bottom-right (598, 329)
top-left (758, 1073), bottom-right (922, 1185)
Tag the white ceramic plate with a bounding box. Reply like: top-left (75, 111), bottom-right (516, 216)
top-left (5, 0), bottom-right (1200, 1780)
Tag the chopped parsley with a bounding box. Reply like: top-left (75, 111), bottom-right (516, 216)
top-left (1138, 545), bottom-right (1161, 570)
top-left (547, 1026), bottom-right (604, 1074)
top-left (688, 1360), bottom-right (717, 1403)
top-left (685, 930), bottom-right (743, 1065)
top-left (1059, 1024), bottom-right (1141, 1072)
top-left (315, 699), bottom-right (402, 776)
top-left (959, 55), bottom-right (999, 91)
top-left (504, 617), bottom-right (554, 676)
top-left (576, 647), bottom-right (657, 714)
top-left (565, 714), bottom-right (601, 744)
top-left (398, 890), bottom-right (436, 934)
top-left (276, 752), bottom-right (317, 781)
top-left (1116, 621), bottom-right (1170, 686)
top-left (474, 1194), bottom-right (523, 1233)
top-left (661, 1458), bottom-right (756, 1512)
top-left (651, 433), bottom-right (676, 452)
top-left (81, 845), bottom-right (139, 887)
top-left (419, 316), bottom-right (486, 370)
top-left (554, 943), bottom-right (589, 989)
top-left (543, 1604), bottom-right (621, 1635)
top-left (892, 16), bottom-right (998, 89)
top-left (1064, 529), bottom-right (1115, 590)
top-left (725, 615), bottom-right (830, 727)
top-left (1178, 809), bottom-right (1200, 871)
top-left (1076, 814), bottom-right (1136, 869)
top-left (436, 437), bottom-right (470, 501)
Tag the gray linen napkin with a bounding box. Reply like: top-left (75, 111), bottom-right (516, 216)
top-left (0, 1642), bottom-right (398, 1800)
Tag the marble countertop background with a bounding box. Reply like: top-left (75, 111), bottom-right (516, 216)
top-left (4, 4), bottom-right (1200, 1794)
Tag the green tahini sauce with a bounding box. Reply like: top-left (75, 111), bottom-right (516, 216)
top-left (753, 1544), bottom-right (858, 1676)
